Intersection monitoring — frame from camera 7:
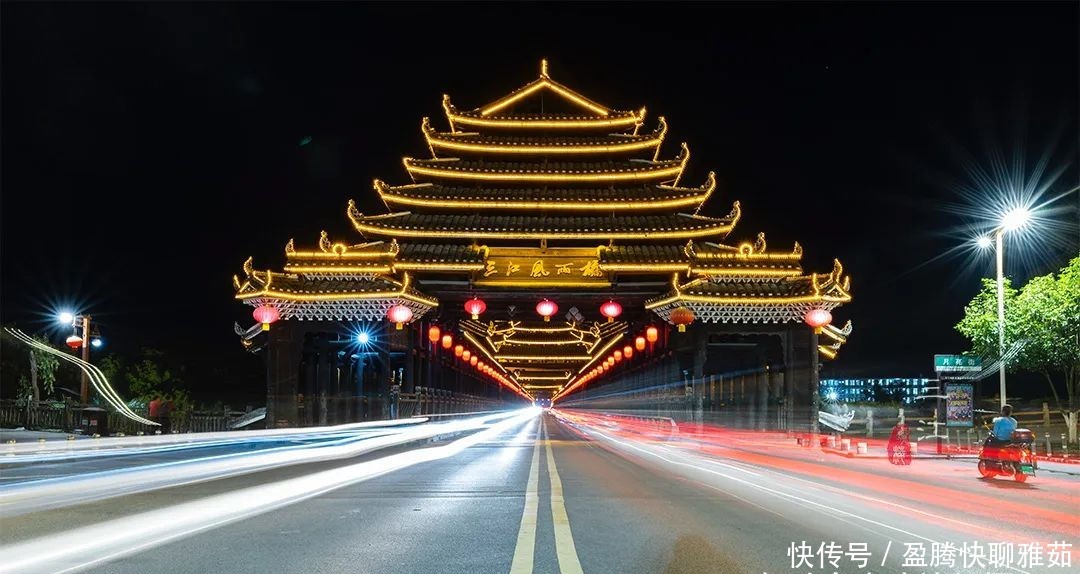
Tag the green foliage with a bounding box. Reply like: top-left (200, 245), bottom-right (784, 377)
top-left (98, 355), bottom-right (127, 393)
top-left (127, 349), bottom-right (183, 400)
top-left (1015, 266), bottom-right (1078, 381)
top-left (955, 277), bottom-right (1021, 367)
top-left (29, 335), bottom-right (59, 399)
top-left (0, 331), bottom-right (60, 403)
top-left (956, 256), bottom-right (1080, 440)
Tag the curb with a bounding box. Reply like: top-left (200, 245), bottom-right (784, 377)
top-left (1038, 456), bottom-right (1080, 465)
top-left (819, 447), bottom-right (974, 460)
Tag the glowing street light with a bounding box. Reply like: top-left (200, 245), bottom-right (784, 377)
top-left (978, 205), bottom-right (1033, 409)
top-left (1001, 206), bottom-right (1031, 231)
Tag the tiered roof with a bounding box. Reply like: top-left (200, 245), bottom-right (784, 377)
top-left (375, 176), bottom-right (715, 212)
top-left (349, 60), bottom-right (726, 243)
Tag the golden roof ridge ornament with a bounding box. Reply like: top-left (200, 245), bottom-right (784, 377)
top-left (793, 241), bottom-right (803, 256)
top-left (684, 240), bottom-right (697, 258)
top-left (285, 238), bottom-right (295, 256)
top-left (727, 200), bottom-right (742, 223)
top-left (441, 94), bottom-right (457, 133)
top-left (754, 232), bottom-right (767, 254)
top-left (652, 116), bottom-right (669, 161)
top-left (318, 231), bottom-right (333, 253)
top-left (478, 59), bottom-right (611, 118)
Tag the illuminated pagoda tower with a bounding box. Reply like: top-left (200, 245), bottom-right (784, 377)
top-left (234, 61), bottom-right (852, 429)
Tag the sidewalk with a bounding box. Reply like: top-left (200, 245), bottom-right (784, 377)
top-left (815, 437), bottom-right (1080, 476)
top-left (0, 428), bottom-right (81, 443)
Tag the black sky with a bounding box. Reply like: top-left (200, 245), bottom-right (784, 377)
top-left (2, 2), bottom-right (1078, 402)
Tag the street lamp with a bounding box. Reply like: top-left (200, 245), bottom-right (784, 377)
top-left (976, 206), bottom-right (1031, 409)
top-left (58, 311), bottom-right (94, 404)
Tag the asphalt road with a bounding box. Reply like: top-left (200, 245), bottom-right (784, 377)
top-left (1, 409), bottom-right (1076, 574)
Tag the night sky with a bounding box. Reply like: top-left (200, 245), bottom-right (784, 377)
top-left (3, 3), bottom-right (1078, 403)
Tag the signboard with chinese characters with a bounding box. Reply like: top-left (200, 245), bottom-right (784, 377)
top-left (933, 354), bottom-right (982, 373)
top-left (474, 247), bottom-right (610, 287)
top-left (944, 382), bottom-right (975, 428)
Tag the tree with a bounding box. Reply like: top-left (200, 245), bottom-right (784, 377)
top-left (955, 277), bottom-right (1022, 368)
top-left (0, 330), bottom-right (60, 427)
top-left (127, 349), bottom-right (183, 400)
top-left (957, 256), bottom-right (1080, 443)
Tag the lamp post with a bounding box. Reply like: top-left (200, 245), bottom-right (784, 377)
top-left (977, 206), bottom-right (1030, 409)
top-left (58, 312), bottom-right (93, 404)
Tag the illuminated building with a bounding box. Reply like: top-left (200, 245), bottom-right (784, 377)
top-left (820, 378), bottom-right (932, 405)
top-left (234, 61), bottom-right (852, 429)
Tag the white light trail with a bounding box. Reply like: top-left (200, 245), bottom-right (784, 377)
top-left (4, 328), bottom-right (156, 427)
top-left (1, 417), bottom-right (429, 458)
top-left (0, 411), bottom-right (526, 518)
top-left (0, 409), bottom-right (538, 574)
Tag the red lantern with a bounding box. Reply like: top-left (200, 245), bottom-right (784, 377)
top-left (469, 356), bottom-right (478, 366)
top-left (670, 307), bottom-right (695, 333)
top-left (441, 334), bottom-right (453, 349)
top-left (387, 305), bottom-right (413, 330)
top-left (613, 350), bottom-right (623, 362)
top-left (454, 345), bottom-right (464, 358)
top-left (428, 325), bottom-right (441, 343)
top-left (66, 335), bottom-right (84, 349)
top-left (600, 300), bottom-right (622, 323)
top-left (804, 308), bottom-right (832, 333)
top-left (536, 299), bottom-right (558, 322)
top-left (646, 326), bottom-right (659, 343)
top-left (462, 349), bottom-right (471, 362)
top-left (253, 304), bottom-right (280, 331)
top-left (624, 345), bottom-right (633, 359)
top-left (477, 361), bottom-right (485, 371)
top-left (635, 336), bottom-right (647, 352)
top-left (464, 297), bottom-right (487, 320)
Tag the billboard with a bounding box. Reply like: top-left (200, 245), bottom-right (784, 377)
top-left (944, 382), bottom-right (975, 428)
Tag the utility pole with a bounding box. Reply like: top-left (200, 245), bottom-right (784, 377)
top-left (80, 315), bottom-right (92, 404)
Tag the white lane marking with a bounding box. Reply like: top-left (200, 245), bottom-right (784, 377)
top-left (544, 421), bottom-right (585, 574)
top-left (509, 419), bottom-right (541, 574)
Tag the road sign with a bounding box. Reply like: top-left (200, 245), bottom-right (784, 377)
top-left (934, 354), bottom-right (982, 373)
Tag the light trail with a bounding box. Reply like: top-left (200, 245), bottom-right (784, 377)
top-left (552, 410), bottom-right (1048, 574)
top-left (1, 417), bottom-right (430, 461)
top-left (0, 411), bottom-right (528, 518)
top-left (0, 409), bottom-right (540, 574)
top-left (5, 328), bottom-right (157, 427)
top-left (553, 409), bottom-right (1078, 568)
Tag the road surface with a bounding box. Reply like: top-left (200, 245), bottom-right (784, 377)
top-left (1, 408), bottom-right (1076, 574)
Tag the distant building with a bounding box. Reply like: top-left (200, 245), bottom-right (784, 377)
top-left (820, 378), bottom-right (932, 404)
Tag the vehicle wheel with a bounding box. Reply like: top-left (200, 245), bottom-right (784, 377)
top-left (1014, 470), bottom-right (1028, 483)
top-left (977, 459), bottom-right (995, 478)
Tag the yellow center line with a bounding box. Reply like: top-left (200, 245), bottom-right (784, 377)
top-left (544, 421), bottom-right (585, 574)
top-left (509, 419), bottom-right (541, 574)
